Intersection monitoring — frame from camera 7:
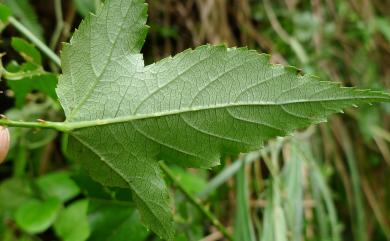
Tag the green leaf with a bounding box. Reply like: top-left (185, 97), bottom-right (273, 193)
top-left (0, 41), bottom-right (57, 108)
top-left (72, 168), bottom-right (113, 199)
top-left (0, 3), bottom-right (11, 32)
top-left (56, 0), bottom-right (390, 239)
top-left (2, 39), bottom-right (58, 108)
top-left (87, 199), bottom-right (149, 241)
top-left (0, 178), bottom-right (32, 214)
top-left (7, 73), bottom-right (58, 108)
top-left (2, 0), bottom-right (44, 41)
top-left (54, 199), bottom-right (90, 241)
top-left (169, 167), bottom-right (207, 194)
top-left (73, 0), bottom-right (99, 17)
top-left (0, 3), bottom-right (11, 22)
top-left (11, 37), bottom-right (42, 65)
top-left (36, 171), bottom-right (81, 202)
top-left (15, 197), bottom-right (62, 234)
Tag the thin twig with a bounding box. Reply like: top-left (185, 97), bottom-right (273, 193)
top-left (263, 0), bottom-right (308, 64)
top-left (50, 0), bottom-right (64, 51)
top-left (8, 17), bottom-right (61, 67)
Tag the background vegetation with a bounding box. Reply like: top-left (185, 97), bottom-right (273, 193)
top-left (0, 0), bottom-right (389, 240)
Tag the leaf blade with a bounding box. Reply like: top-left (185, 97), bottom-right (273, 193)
top-left (57, 0), bottom-right (148, 120)
top-left (57, 0), bottom-right (390, 239)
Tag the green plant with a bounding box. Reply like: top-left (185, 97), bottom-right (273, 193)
top-left (0, 0), bottom-right (389, 240)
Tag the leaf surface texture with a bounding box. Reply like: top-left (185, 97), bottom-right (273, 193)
top-left (56, 0), bottom-right (390, 239)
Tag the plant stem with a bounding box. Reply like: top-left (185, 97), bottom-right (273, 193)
top-left (263, 0), bottom-right (308, 64)
top-left (8, 17), bottom-right (61, 67)
top-left (50, 0), bottom-right (64, 51)
top-left (0, 119), bottom-right (70, 133)
top-left (159, 162), bottom-right (233, 241)
top-left (13, 141), bottom-right (27, 177)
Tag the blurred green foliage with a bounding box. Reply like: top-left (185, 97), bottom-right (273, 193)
top-left (0, 0), bottom-right (389, 240)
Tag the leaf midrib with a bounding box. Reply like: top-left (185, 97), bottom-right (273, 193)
top-left (63, 94), bottom-right (386, 131)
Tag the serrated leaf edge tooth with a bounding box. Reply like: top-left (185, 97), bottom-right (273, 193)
top-left (152, 44), bottom-right (390, 103)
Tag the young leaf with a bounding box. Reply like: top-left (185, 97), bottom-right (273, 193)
top-left (15, 197), bottom-right (62, 234)
top-left (73, 0), bottom-right (99, 17)
top-left (56, 0), bottom-right (390, 239)
top-left (87, 199), bottom-right (149, 241)
top-left (1, 38), bottom-right (58, 107)
top-left (0, 178), bottom-right (32, 213)
top-left (7, 73), bottom-right (58, 108)
top-left (36, 171), bottom-right (80, 203)
top-left (54, 199), bottom-right (90, 241)
top-left (11, 37), bottom-right (42, 65)
top-left (0, 4), bottom-right (11, 32)
top-left (0, 3), bottom-right (11, 22)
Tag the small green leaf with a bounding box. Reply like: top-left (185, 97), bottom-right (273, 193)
top-left (73, 0), bottom-right (99, 17)
top-left (7, 73), bottom-right (58, 108)
top-left (87, 199), bottom-right (149, 241)
top-left (0, 4), bottom-right (11, 22)
top-left (54, 199), bottom-right (90, 241)
top-left (0, 3), bottom-right (11, 32)
top-left (0, 178), bottom-right (32, 214)
top-left (72, 169), bottom-right (113, 199)
top-left (36, 171), bottom-right (81, 202)
top-left (2, 41), bottom-right (58, 108)
top-left (169, 167), bottom-right (207, 194)
top-left (11, 37), bottom-right (42, 65)
top-left (15, 197), bottom-right (62, 234)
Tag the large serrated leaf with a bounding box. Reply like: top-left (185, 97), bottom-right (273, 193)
top-left (56, 0), bottom-right (390, 239)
